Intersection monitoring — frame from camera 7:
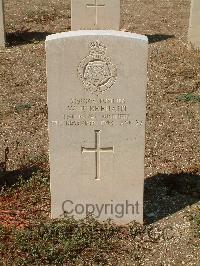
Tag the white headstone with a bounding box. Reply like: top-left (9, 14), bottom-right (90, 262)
top-left (71, 0), bottom-right (120, 30)
top-left (0, 0), bottom-right (5, 47)
top-left (46, 31), bottom-right (148, 224)
top-left (188, 0), bottom-right (200, 49)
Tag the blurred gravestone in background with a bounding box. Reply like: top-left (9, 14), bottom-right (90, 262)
top-left (0, 0), bottom-right (5, 47)
top-left (71, 0), bottom-right (120, 30)
top-left (188, 0), bottom-right (200, 49)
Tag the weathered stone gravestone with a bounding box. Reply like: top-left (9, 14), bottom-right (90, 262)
top-left (46, 31), bottom-right (148, 224)
top-left (188, 0), bottom-right (200, 49)
top-left (71, 0), bottom-right (120, 30)
top-left (0, 0), bottom-right (5, 47)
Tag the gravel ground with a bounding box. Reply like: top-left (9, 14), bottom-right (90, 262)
top-left (0, 0), bottom-right (199, 265)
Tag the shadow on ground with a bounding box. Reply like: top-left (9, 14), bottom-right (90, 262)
top-left (144, 172), bottom-right (200, 224)
top-left (6, 30), bottom-right (52, 46)
top-left (0, 166), bottom-right (39, 187)
top-left (146, 34), bottom-right (175, 43)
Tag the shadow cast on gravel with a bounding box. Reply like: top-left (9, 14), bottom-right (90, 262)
top-left (147, 34), bottom-right (175, 43)
top-left (144, 172), bottom-right (200, 224)
top-left (6, 31), bottom-right (174, 46)
top-left (0, 166), bottom-right (39, 187)
top-left (6, 30), bottom-right (53, 46)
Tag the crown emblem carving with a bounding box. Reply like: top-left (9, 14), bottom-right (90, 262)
top-left (89, 41), bottom-right (107, 56)
top-left (77, 41), bottom-right (117, 96)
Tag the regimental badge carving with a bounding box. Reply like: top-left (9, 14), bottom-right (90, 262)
top-left (78, 41), bottom-right (117, 96)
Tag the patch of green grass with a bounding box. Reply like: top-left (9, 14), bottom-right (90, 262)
top-left (0, 152), bottom-right (49, 189)
top-left (15, 103), bottom-right (32, 113)
top-left (0, 218), bottom-right (144, 265)
top-left (18, 153), bottom-right (49, 177)
top-left (0, 170), bottom-right (49, 196)
top-left (176, 93), bottom-right (200, 103)
top-left (0, 172), bottom-right (145, 265)
top-left (27, 153), bottom-right (49, 166)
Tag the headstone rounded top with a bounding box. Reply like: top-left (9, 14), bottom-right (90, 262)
top-left (46, 30), bottom-right (148, 43)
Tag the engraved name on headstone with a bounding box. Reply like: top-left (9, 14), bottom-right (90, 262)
top-left (46, 31), bottom-right (148, 224)
top-left (0, 0), bottom-right (5, 47)
top-left (71, 0), bottom-right (120, 30)
top-left (188, 0), bottom-right (200, 49)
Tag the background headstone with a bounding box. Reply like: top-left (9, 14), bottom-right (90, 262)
top-left (188, 0), bottom-right (200, 49)
top-left (46, 31), bottom-right (148, 224)
top-left (71, 0), bottom-right (120, 30)
top-left (0, 0), bottom-right (5, 47)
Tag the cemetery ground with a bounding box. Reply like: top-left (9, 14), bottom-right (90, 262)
top-left (0, 0), bottom-right (199, 264)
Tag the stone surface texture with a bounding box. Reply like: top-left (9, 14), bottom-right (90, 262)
top-left (46, 31), bottom-right (148, 224)
top-left (71, 0), bottom-right (120, 30)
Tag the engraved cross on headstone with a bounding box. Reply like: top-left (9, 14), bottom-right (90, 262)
top-left (81, 130), bottom-right (114, 180)
top-left (86, 0), bottom-right (106, 27)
